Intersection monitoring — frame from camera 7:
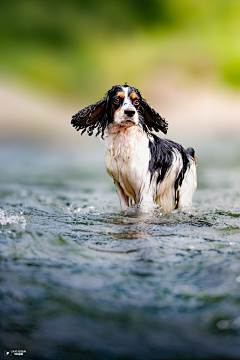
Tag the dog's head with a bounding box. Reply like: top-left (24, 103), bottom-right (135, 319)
top-left (71, 84), bottom-right (168, 138)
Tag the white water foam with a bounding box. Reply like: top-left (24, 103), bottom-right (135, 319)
top-left (0, 209), bottom-right (26, 228)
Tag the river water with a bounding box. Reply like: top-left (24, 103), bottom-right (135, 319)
top-left (0, 141), bottom-right (240, 359)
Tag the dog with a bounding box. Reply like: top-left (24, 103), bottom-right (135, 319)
top-left (71, 84), bottom-right (197, 214)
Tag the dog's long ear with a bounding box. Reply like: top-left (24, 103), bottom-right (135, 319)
top-left (141, 98), bottom-right (168, 135)
top-left (71, 97), bottom-right (108, 138)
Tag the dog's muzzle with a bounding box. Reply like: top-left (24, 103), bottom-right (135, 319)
top-left (115, 105), bottom-right (138, 126)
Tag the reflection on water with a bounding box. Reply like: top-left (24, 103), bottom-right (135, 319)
top-left (0, 143), bottom-right (240, 360)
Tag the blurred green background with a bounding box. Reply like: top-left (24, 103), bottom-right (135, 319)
top-left (0, 0), bottom-right (240, 144)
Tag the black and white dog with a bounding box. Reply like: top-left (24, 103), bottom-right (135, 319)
top-left (71, 84), bottom-right (197, 214)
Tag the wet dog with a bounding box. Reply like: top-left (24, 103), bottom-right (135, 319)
top-left (71, 84), bottom-right (197, 213)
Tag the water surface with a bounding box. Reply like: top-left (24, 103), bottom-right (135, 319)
top-left (1, 142), bottom-right (240, 360)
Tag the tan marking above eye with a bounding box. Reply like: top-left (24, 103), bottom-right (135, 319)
top-left (130, 93), bottom-right (138, 100)
top-left (117, 92), bottom-right (125, 98)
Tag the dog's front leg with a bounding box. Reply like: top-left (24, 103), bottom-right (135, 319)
top-left (137, 182), bottom-right (156, 213)
top-left (114, 180), bottom-right (129, 211)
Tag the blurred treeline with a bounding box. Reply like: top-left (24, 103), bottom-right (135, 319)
top-left (1, 0), bottom-right (240, 100)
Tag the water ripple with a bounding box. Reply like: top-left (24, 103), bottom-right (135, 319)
top-left (1, 145), bottom-right (240, 359)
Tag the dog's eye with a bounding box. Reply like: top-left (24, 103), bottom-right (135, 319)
top-left (114, 98), bottom-right (120, 104)
top-left (133, 99), bottom-right (139, 105)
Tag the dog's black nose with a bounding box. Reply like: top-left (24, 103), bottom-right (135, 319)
top-left (124, 109), bottom-right (135, 117)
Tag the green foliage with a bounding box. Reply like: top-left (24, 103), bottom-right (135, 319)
top-left (224, 61), bottom-right (240, 86)
top-left (1, 0), bottom-right (240, 99)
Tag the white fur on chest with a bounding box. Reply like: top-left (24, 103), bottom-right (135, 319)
top-left (105, 124), bottom-right (150, 202)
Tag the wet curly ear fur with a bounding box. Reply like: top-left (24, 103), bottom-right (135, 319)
top-left (140, 98), bottom-right (168, 135)
top-left (71, 96), bottom-right (109, 139)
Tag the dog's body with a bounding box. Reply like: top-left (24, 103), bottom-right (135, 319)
top-left (71, 84), bottom-right (197, 214)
